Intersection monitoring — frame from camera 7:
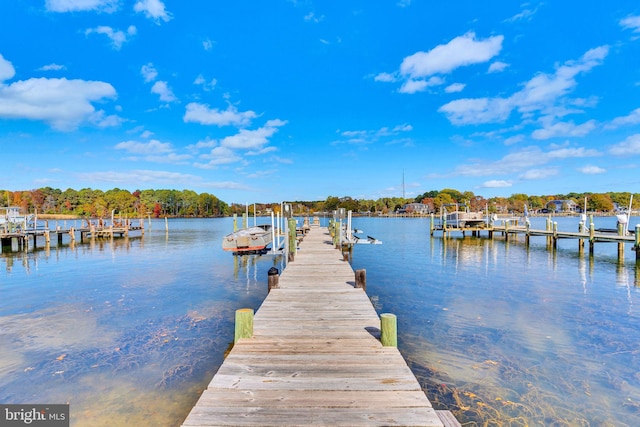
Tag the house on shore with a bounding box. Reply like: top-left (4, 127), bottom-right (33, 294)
top-left (545, 199), bottom-right (579, 213)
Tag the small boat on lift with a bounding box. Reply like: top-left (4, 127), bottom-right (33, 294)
top-left (442, 204), bottom-right (485, 228)
top-left (221, 224), bottom-right (273, 253)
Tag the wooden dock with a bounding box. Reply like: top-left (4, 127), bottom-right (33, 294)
top-left (181, 226), bottom-right (453, 427)
top-left (0, 219), bottom-right (145, 253)
top-left (430, 215), bottom-right (640, 262)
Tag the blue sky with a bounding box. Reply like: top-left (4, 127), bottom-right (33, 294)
top-left (1, 1), bottom-right (640, 204)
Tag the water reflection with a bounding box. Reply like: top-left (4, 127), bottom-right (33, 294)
top-left (349, 217), bottom-right (640, 426)
top-left (3, 217), bottom-right (640, 426)
top-left (0, 219), bottom-right (276, 426)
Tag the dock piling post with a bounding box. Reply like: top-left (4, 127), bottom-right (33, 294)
top-left (635, 224), bottom-right (640, 263)
top-left (589, 221), bottom-right (595, 255)
top-left (380, 313), bottom-right (397, 347)
top-left (268, 267), bottom-right (279, 292)
top-left (429, 214), bottom-right (434, 236)
top-left (234, 308), bottom-right (254, 343)
top-left (617, 222), bottom-right (625, 261)
top-left (288, 218), bottom-right (297, 261)
top-left (355, 269), bottom-right (366, 291)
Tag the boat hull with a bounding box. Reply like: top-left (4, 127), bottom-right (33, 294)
top-left (222, 224), bottom-right (273, 253)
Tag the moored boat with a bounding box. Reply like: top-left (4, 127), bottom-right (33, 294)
top-left (442, 204), bottom-right (485, 228)
top-left (221, 224), bottom-right (273, 253)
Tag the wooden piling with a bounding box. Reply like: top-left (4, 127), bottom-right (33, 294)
top-left (234, 308), bottom-right (254, 344)
top-left (267, 267), bottom-right (279, 292)
top-left (355, 268), bottom-right (366, 291)
top-left (288, 218), bottom-right (297, 261)
top-left (633, 224), bottom-right (640, 264)
top-left (380, 313), bottom-right (398, 347)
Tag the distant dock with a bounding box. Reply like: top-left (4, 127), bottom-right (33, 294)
top-left (181, 226), bottom-right (457, 426)
top-left (430, 214), bottom-right (640, 262)
top-left (0, 218), bottom-right (145, 253)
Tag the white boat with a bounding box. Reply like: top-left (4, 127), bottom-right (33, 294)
top-left (221, 224), bottom-right (273, 253)
top-left (442, 204), bottom-right (485, 228)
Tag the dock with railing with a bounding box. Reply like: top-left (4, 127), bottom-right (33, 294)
top-left (0, 218), bottom-right (145, 253)
top-left (430, 214), bottom-right (640, 262)
top-left (181, 226), bottom-right (457, 426)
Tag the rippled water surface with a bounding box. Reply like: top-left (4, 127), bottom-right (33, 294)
top-left (1, 216), bottom-right (639, 426)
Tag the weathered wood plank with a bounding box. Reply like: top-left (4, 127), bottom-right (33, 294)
top-left (436, 410), bottom-right (463, 427)
top-left (180, 226), bottom-right (447, 427)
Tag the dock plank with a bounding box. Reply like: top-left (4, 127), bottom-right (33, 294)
top-left (181, 226), bottom-right (447, 427)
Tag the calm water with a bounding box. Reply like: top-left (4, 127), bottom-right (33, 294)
top-left (1, 216), bottom-right (639, 426)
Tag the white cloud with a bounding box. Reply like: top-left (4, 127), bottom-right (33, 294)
top-left (515, 46), bottom-right (608, 113)
top-left (85, 25), bottom-right (137, 50)
top-left (393, 124), bottom-right (413, 132)
top-left (609, 134), bottom-right (640, 155)
top-left (0, 65), bottom-right (117, 131)
top-left (445, 83), bottom-right (465, 93)
top-left (399, 76), bottom-right (443, 94)
top-left (140, 63), bottom-right (158, 82)
top-left (620, 16), bottom-right (640, 33)
top-left (203, 39), bottom-right (215, 51)
top-left (194, 146), bottom-right (243, 169)
top-left (0, 54), bottom-right (16, 81)
top-left (134, 0), bottom-right (172, 23)
top-left (183, 103), bottom-right (257, 127)
top-left (115, 139), bottom-right (191, 163)
top-left (397, 0), bottom-right (411, 7)
top-left (374, 72), bottom-right (397, 83)
top-left (546, 146), bottom-right (600, 158)
top-left (400, 32), bottom-right (503, 78)
top-left (220, 119), bottom-right (287, 150)
top-left (337, 124), bottom-right (412, 145)
top-left (454, 144), bottom-right (599, 178)
top-left (504, 7), bottom-right (538, 22)
top-left (115, 139), bottom-right (173, 154)
top-left (482, 180), bottom-right (512, 188)
top-left (399, 79), bottom-right (427, 94)
top-left (151, 81), bottom-right (177, 102)
top-left (504, 135), bottom-right (524, 145)
top-left (77, 169), bottom-right (201, 186)
top-left (579, 165), bottom-right (606, 174)
top-left (304, 12), bottom-right (324, 23)
top-left (439, 97), bottom-right (513, 125)
top-left (520, 168), bottom-right (559, 180)
top-left (39, 64), bottom-right (66, 71)
top-left (531, 119), bottom-right (597, 140)
top-left (606, 108), bottom-right (640, 128)
top-left (439, 46), bottom-right (609, 125)
top-left (488, 61), bottom-right (509, 73)
top-left (45, 0), bottom-right (118, 13)
top-left (194, 74), bottom-right (217, 91)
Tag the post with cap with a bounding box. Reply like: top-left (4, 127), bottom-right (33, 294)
top-left (234, 308), bottom-right (254, 344)
top-left (268, 267), bottom-right (279, 292)
top-left (380, 313), bottom-right (397, 347)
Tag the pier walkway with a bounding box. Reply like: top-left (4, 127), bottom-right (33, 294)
top-left (181, 226), bottom-right (450, 426)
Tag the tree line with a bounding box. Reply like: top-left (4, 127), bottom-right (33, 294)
top-left (2, 187), bottom-right (638, 218)
top-left (2, 188), bottom-right (229, 218)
